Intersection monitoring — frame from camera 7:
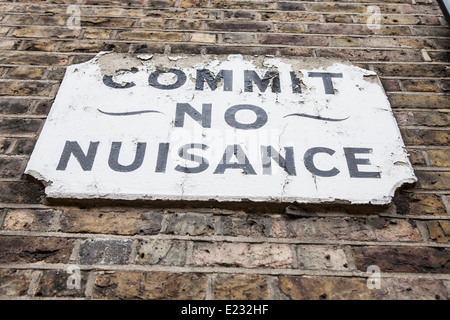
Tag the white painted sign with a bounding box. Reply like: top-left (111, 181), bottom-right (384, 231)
top-left (26, 52), bottom-right (416, 204)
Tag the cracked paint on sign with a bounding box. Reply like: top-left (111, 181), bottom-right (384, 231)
top-left (25, 52), bottom-right (416, 204)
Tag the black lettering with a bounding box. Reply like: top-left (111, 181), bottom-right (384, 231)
top-left (195, 69), bottom-right (233, 91)
top-left (148, 68), bottom-right (187, 90)
top-left (56, 141), bottom-right (99, 171)
top-left (307, 72), bottom-right (343, 94)
top-left (108, 141), bottom-right (146, 172)
top-left (244, 70), bottom-right (281, 93)
top-left (175, 143), bottom-right (209, 173)
top-left (290, 71), bottom-right (302, 93)
top-left (261, 146), bottom-right (296, 176)
top-left (224, 104), bottom-right (268, 130)
top-left (155, 142), bottom-right (170, 173)
top-left (175, 103), bottom-right (212, 128)
top-left (214, 144), bottom-right (256, 175)
top-left (304, 147), bottom-right (340, 177)
top-left (344, 147), bottom-right (381, 178)
top-left (102, 67), bottom-right (138, 89)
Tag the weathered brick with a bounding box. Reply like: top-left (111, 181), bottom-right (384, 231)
top-left (276, 276), bottom-right (448, 300)
top-left (0, 236), bottom-right (74, 264)
top-left (3, 209), bottom-right (59, 232)
top-left (382, 79), bottom-right (401, 92)
top-left (5, 67), bottom-right (45, 80)
top-left (21, 40), bottom-right (58, 52)
top-left (78, 239), bottom-right (132, 265)
top-left (394, 192), bottom-right (446, 216)
top-left (396, 111), bottom-right (450, 127)
top-left (261, 12), bottom-right (320, 22)
top-left (427, 150), bottom-right (450, 167)
top-left (323, 14), bottom-right (353, 23)
top-left (0, 39), bottom-right (21, 50)
top-left (224, 10), bottom-right (258, 20)
top-left (0, 269), bottom-right (33, 297)
top-left (368, 218), bottom-right (422, 242)
top-left (415, 171), bottom-right (450, 190)
top-left (212, 274), bottom-right (269, 300)
top-left (116, 30), bottom-right (184, 41)
top-left (354, 14), bottom-right (421, 25)
top-left (35, 269), bottom-right (88, 298)
top-left (58, 40), bottom-right (129, 53)
top-left (129, 43), bottom-right (166, 54)
top-left (0, 138), bottom-right (13, 154)
top-left (0, 98), bottom-right (30, 114)
top-left (400, 129), bottom-right (450, 146)
top-left (401, 80), bottom-right (440, 92)
top-left (297, 245), bottom-right (350, 271)
top-left (0, 158), bottom-right (25, 178)
top-left (221, 214), bottom-right (270, 237)
top-left (207, 21), bottom-right (271, 32)
top-left (60, 209), bottom-right (163, 235)
top-left (12, 26), bottom-right (80, 39)
top-left (316, 48), bottom-right (390, 61)
top-left (172, 20), bottom-right (203, 30)
top-left (272, 217), bottom-right (373, 241)
top-left (406, 149), bottom-right (426, 166)
top-left (222, 33), bottom-right (256, 44)
top-left (179, 0), bottom-right (208, 8)
top-left (211, 0), bottom-right (274, 10)
top-left (353, 246), bottom-right (450, 273)
top-left (277, 2), bottom-right (306, 11)
top-left (81, 17), bottom-right (136, 28)
top-left (374, 64), bottom-right (449, 77)
top-left (148, 0), bottom-right (176, 7)
top-left (307, 24), bottom-right (373, 35)
top-left (278, 47), bottom-right (315, 56)
top-left (273, 23), bottom-right (306, 34)
top-left (425, 221), bottom-right (450, 243)
top-left (83, 29), bottom-right (112, 40)
top-left (305, 3), bottom-right (368, 13)
top-left (0, 80), bottom-right (53, 96)
top-left (390, 50), bottom-right (423, 62)
top-left (171, 43), bottom-right (204, 54)
top-left (275, 276), bottom-right (387, 300)
top-left (1, 52), bottom-right (69, 66)
top-left (259, 34), bottom-right (328, 46)
top-left (0, 118), bottom-right (43, 135)
top-left (0, 181), bottom-right (44, 203)
top-left (163, 212), bottom-right (215, 236)
top-left (412, 26), bottom-right (450, 37)
top-left (135, 240), bottom-right (187, 266)
top-left (93, 271), bottom-right (207, 299)
top-left (189, 32), bottom-right (217, 43)
top-left (383, 278), bottom-right (448, 300)
top-left (193, 242), bottom-right (293, 268)
top-left (12, 138), bottom-right (37, 155)
top-left (206, 45), bottom-right (277, 56)
top-left (401, 4), bottom-right (441, 14)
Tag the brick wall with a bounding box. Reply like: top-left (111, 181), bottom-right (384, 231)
top-left (0, 0), bottom-right (449, 301)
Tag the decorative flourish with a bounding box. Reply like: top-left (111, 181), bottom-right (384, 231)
top-left (283, 113), bottom-right (350, 122)
top-left (97, 109), bottom-right (163, 116)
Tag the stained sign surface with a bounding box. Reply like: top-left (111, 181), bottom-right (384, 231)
top-left (26, 53), bottom-right (416, 204)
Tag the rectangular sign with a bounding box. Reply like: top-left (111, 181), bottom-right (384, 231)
top-left (25, 53), bottom-right (416, 204)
